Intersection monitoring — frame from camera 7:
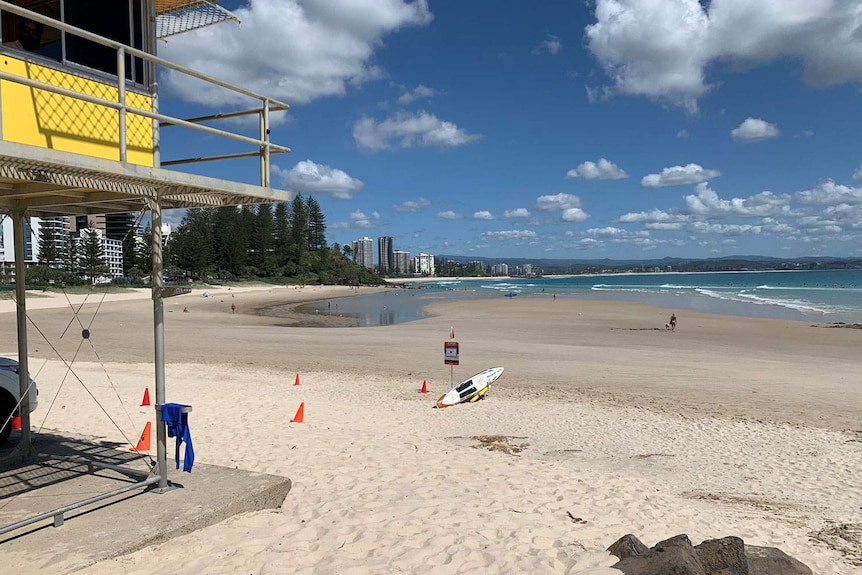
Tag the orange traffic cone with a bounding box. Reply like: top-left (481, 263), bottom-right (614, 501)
top-left (294, 373), bottom-right (301, 386)
top-left (291, 402), bottom-right (305, 423)
top-left (11, 416), bottom-right (22, 431)
top-left (420, 380), bottom-right (428, 394)
top-left (130, 421), bottom-right (151, 452)
top-left (140, 388), bottom-right (151, 406)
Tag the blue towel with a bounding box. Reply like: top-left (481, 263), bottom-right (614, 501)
top-left (161, 403), bottom-right (195, 473)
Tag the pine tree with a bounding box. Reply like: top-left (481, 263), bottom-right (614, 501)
top-left (122, 226), bottom-right (139, 277)
top-left (212, 207), bottom-right (245, 277)
top-left (140, 225), bottom-right (154, 275)
top-left (288, 194), bottom-right (309, 270)
top-left (61, 231), bottom-right (80, 274)
top-left (249, 203), bottom-right (274, 272)
top-left (306, 196), bottom-right (326, 251)
top-left (36, 218), bottom-right (60, 266)
top-left (167, 208), bottom-right (213, 280)
top-left (273, 202), bottom-right (290, 267)
top-left (80, 225), bottom-right (109, 281)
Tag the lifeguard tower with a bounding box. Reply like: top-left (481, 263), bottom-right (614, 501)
top-left (0, 0), bottom-right (292, 534)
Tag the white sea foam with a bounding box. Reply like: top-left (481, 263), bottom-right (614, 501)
top-left (735, 292), bottom-right (830, 315)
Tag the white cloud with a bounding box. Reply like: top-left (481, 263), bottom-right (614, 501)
top-left (641, 164), bottom-right (721, 187)
top-left (731, 118), bottom-right (780, 142)
top-left (534, 193), bottom-right (582, 211)
top-left (353, 111), bottom-right (480, 151)
top-left (532, 34), bottom-right (562, 56)
top-left (854, 165), bottom-right (862, 180)
top-left (159, 0), bottom-right (432, 107)
top-left (392, 197), bottom-right (431, 212)
top-left (397, 84), bottom-right (437, 105)
top-left (436, 210), bottom-right (463, 220)
top-left (504, 208), bottom-right (531, 218)
top-left (481, 230), bottom-right (538, 240)
top-left (690, 222), bottom-right (762, 236)
top-left (684, 183), bottom-right (792, 217)
top-left (587, 227), bottom-right (626, 237)
top-left (561, 208), bottom-right (589, 222)
top-left (473, 211), bottom-right (495, 220)
top-left (585, 0), bottom-right (862, 110)
top-left (620, 208), bottom-right (688, 224)
top-left (795, 180), bottom-right (862, 205)
top-left (645, 222), bottom-right (684, 230)
top-left (335, 209), bottom-right (380, 229)
top-left (566, 158), bottom-right (628, 180)
top-left (275, 160), bottom-right (363, 199)
top-left (676, 129), bottom-right (689, 138)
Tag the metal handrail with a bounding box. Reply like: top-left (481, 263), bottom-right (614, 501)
top-left (0, 1), bottom-right (290, 186)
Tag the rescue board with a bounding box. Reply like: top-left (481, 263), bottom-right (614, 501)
top-left (435, 367), bottom-right (504, 408)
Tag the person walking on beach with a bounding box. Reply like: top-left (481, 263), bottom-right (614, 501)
top-left (231, 302), bottom-right (236, 314)
top-left (669, 313), bottom-right (677, 331)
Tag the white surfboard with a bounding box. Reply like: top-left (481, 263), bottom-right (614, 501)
top-left (435, 367), bottom-right (504, 409)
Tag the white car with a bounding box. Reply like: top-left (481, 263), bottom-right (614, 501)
top-left (0, 357), bottom-right (38, 448)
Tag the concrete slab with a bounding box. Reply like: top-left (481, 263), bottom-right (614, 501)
top-left (0, 431), bottom-right (291, 572)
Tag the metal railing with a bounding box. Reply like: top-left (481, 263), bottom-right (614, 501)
top-left (0, 1), bottom-right (290, 188)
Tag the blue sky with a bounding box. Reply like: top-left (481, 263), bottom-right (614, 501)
top-left (156, 0), bottom-right (862, 261)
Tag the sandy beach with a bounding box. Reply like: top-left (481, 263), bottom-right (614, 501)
top-left (1, 284), bottom-right (860, 573)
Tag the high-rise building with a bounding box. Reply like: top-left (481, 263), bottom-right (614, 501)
top-left (413, 253), bottom-right (435, 276)
top-left (1, 216), bottom-right (70, 274)
top-left (377, 236), bottom-right (393, 274)
top-left (352, 237), bottom-right (374, 269)
top-left (393, 250), bottom-right (410, 275)
top-left (0, 215), bottom-right (35, 274)
top-left (105, 213), bottom-right (137, 241)
top-left (73, 212), bottom-right (136, 241)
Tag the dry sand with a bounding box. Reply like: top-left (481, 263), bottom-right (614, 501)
top-left (1, 284), bottom-right (860, 574)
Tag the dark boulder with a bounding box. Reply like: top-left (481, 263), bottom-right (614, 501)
top-left (745, 546), bottom-right (813, 575)
top-left (606, 534), bottom-right (813, 575)
top-left (695, 536), bottom-right (747, 575)
top-left (607, 534), bottom-right (650, 559)
top-left (612, 533), bottom-right (706, 575)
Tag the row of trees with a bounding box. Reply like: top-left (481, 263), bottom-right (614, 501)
top-left (165, 194), bottom-right (382, 285)
top-left (16, 194), bottom-right (382, 287)
top-left (30, 222), bottom-right (119, 285)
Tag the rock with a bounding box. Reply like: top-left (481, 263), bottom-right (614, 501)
top-left (612, 534), bottom-right (706, 575)
top-left (745, 546), bottom-right (813, 575)
top-left (606, 534), bottom-right (812, 575)
top-left (654, 534), bottom-right (694, 550)
top-left (695, 536), bottom-right (748, 575)
top-left (607, 534), bottom-right (650, 559)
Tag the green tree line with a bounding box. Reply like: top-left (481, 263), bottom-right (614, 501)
top-left (165, 195), bottom-right (383, 285)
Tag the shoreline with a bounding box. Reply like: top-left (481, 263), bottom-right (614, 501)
top-left (3, 289), bottom-right (859, 432)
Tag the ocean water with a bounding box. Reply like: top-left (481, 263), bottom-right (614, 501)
top-left (305, 269), bottom-right (862, 327)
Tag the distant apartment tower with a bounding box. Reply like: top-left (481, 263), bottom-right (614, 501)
top-left (413, 253), bottom-right (435, 276)
top-left (393, 250), bottom-right (410, 275)
top-left (74, 213), bottom-right (136, 241)
top-left (490, 263), bottom-right (509, 276)
top-left (1, 216), bottom-right (70, 274)
top-left (352, 237), bottom-right (374, 269)
top-left (377, 236), bottom-right (394, 274)
top-left (1, 216), bottom-right (35, 274)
